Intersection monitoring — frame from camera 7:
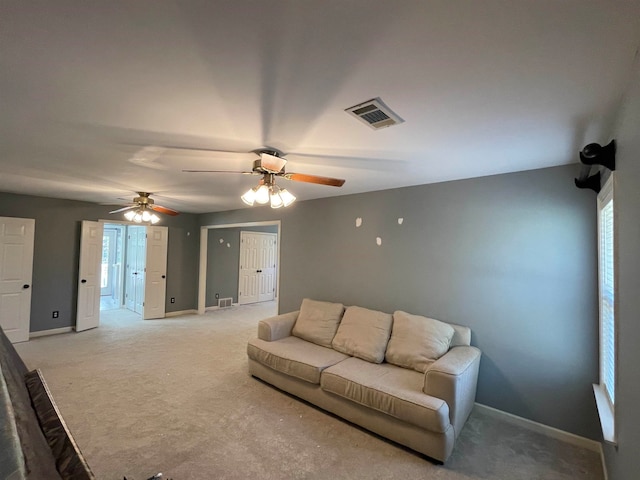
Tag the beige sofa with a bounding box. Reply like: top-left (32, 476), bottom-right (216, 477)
top-left (247, 299), bottom-right (481, 462)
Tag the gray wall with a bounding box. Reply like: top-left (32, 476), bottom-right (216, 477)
top-left (603, 56), bottom-right (640, 480)
top-left (199, 164), bottom-right (600, 440)
top-left (205, 225), bottom-right (278, 306)
top-left (0, 193), bottom-right (199, 331)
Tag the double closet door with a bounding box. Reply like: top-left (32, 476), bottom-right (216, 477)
top-left (238, 231), bottom-right (277, 305)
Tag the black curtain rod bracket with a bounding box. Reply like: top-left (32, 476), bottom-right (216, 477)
top-left (574, 139), bottom-right (615, 192)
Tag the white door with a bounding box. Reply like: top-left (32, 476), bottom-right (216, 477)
top-left (0, 217), bottom-right (35, 343)
top-left (238, 232), bottom-right (259, 304)
top-left (143, 226), bottom-right (168, 320)
top-left (133, 228), bottom-right (145, 314)
top-left (76, 221), bottom-right (104, 332)
top-left (257, 234), bottom-right (277, 302)
top-left (238, 231), bottom-right (277, 305)
top-left (125, 226), bottom-right (146, 314)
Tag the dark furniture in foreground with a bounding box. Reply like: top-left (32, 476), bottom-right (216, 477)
top-left (0, 326), bottom-right (94, 480)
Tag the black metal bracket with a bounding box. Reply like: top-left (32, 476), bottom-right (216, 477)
top-left (579, 140), bottom-right (616, 170)
top-left (574, 171), bottom-right (601, 193)
top-left (574, 140), bottom-right (616, 193)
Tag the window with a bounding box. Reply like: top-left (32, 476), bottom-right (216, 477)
top-left (593, 173), bottom-right (616, 444)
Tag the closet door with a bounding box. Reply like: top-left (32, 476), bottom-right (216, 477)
top-left (143, 226), bottom-right (168, 320)
top-left (238, 231), bottom-right (277, 305)
top-left (76, 221), bottom-right (103, 332)
top-left (0, 216), bottom-right (35, 343)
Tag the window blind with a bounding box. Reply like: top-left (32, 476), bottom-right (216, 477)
top-left (599, 196), bottom-right (615, 406)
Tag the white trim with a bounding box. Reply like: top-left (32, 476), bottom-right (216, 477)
top-left (198, 227), bottom-right (208, 315)
top-left (164, 309), bottom-right (198, 318)
top-left (595, 173), bottom-right (617, 445)
top-left (475, 403), bottom-right (608, 479)
top-left (30, 327), bottom-right (73, 338)
top-left (204, 304), bottom-right (238, 312)
top-left (593, 383), bottom-right (616, 445)
top-left (474, 403), bottom-right (602, 452)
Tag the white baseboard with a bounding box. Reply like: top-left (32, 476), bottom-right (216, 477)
top-left (474, 403), bottom-right (607, 479)
top-left (165, 309), bottom-right (198, 318)
top-left (474, 403), bottom-right (601, 451)
top-left (29, 327), bottom-right (73, 338)
top-left (204, 304), bottom-right (238, 311)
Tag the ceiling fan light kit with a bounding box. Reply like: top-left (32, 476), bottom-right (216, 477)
top-left (123, 208), bottom-right (160, 224)
top-left (109, 192), bottom-right (179, 223)
top-left (241, 174), bottom-right (297, 208)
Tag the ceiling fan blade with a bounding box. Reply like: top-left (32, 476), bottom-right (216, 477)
top-left (182, 169), bottom-right (256, 174)
top-left (152, 145), bottom-right (248, 154)
top-left (109, 205), bottom-right (136, 214)
top-left (282, 173), bottom-right (345, 187)
top-left (150, 204), bottom-right (180, 216)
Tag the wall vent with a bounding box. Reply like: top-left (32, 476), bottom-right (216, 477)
top-left (345, 97), bottom-right (404, 130)
top-left (218, 297), bottom-right (233, 308)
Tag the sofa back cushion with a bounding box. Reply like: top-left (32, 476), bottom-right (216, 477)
top-left (292, 299), bottom-right (345, 348)
top-left (385, 311), bottom-right (455, 373)
top-left (449, 323), bottom-right (472, 347)
top-left (331, 306), bottom-right (393, 363)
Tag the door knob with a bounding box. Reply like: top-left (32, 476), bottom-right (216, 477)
top-left (23, 284), bottom-right (30, 289)
top-left (161, 275), bottom-right (166, 279)
top-left (81, 279), bottom-right (87, 284)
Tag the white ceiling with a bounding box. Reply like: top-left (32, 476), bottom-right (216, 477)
top-left (1, 1), bottom-right (639, 213)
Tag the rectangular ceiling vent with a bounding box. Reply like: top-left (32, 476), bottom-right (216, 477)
top-left (345, 97), bottom-right (404, 130)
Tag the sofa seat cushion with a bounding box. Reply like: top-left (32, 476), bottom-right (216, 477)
top-left (247, 337), bottom-right (349, 384)
top-left (320, 357), bottom-right (450, 433)
top-left (331, 306), bottom-right (393, 363)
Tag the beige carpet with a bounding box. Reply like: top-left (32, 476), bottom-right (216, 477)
top-left (16, 303), bottom-right (603, 480)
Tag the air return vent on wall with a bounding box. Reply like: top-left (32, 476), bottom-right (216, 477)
top-left (345, 97), bottom-right (404, 130)
top-left (218, 297), bottom-right (233, 308)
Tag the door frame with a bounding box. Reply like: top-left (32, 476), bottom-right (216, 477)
top-left (198, 221), bottom-right (280, 315)
top-left (101, 228), bottom-right (117, 297)
top-left (101, 223), bottom-right (126, 309)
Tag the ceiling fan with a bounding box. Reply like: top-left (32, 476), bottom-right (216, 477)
top-left (180, 147), bottom-right (345, 208)
top-left (181, 148), bottom-right (346, 187)
top-left (109, 192), bottom-right (179, 223)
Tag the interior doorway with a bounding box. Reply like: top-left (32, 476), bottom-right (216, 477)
top-left (79, 221), bottom-right (168, 331)
top-left (100, 224), bottom-right (125, 311)
top-left (198, 221), bottom-right (280, 314)
top-left (99, 223), bottom-right (146, 316)
top-left (98, 222), bottom-right (168, 319)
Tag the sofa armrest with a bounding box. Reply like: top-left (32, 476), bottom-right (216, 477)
top-left (257, 311), bottom-right (300, 341)
top-left (423, 346), bottom-right (481, 438)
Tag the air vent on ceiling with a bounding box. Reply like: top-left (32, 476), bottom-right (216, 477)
top-left (345, 97), bottom-right (404, 130)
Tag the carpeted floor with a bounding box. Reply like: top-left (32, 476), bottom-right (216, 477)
top-left (15, 303), bottom-right (604, 480)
